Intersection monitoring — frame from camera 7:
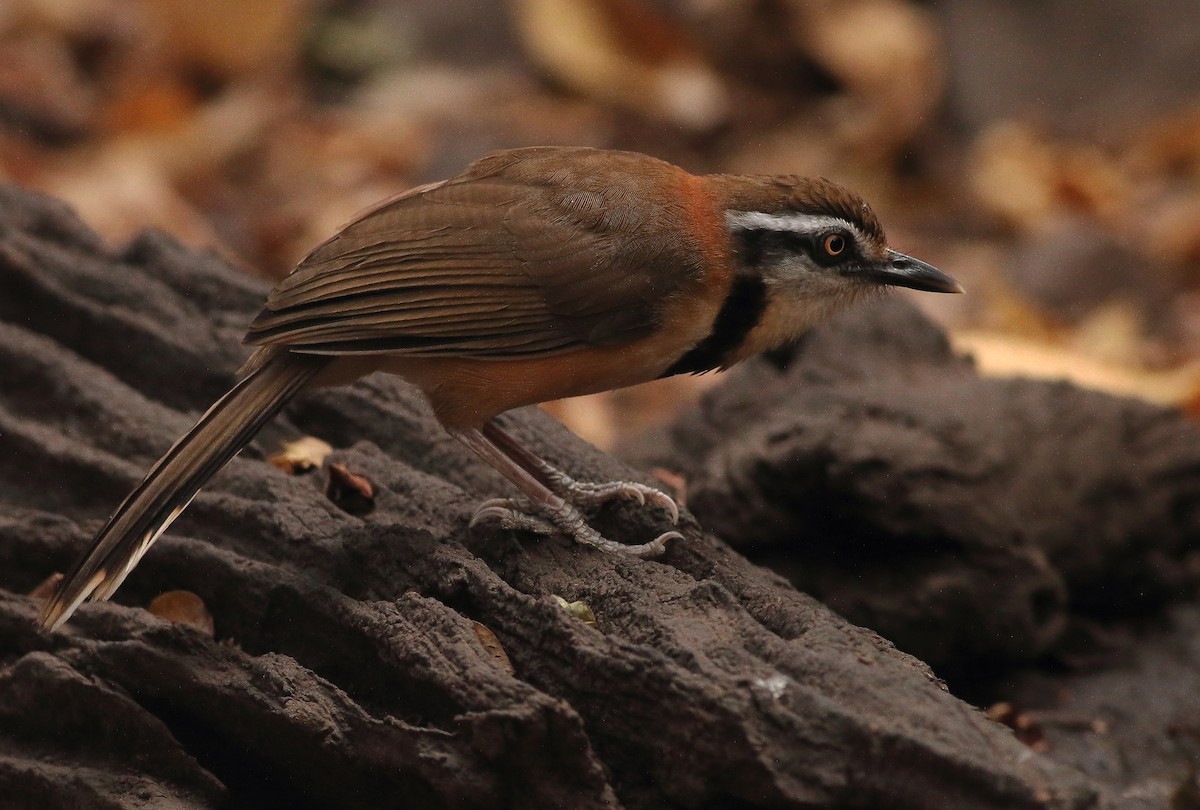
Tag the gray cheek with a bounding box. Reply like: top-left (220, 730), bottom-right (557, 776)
top-left (767, 261), bottom-right (852, 300)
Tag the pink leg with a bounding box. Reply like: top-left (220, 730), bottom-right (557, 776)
top-left (481, 421), bottom-right (679, 522)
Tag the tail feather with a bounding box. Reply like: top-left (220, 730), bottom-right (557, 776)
top-left (39, 350), bottom-right (327, 631)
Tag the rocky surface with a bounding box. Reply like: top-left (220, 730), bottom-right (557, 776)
top-left (625, 295), bottom-right (1200, 681)
top-left (0, 181), bottom-right (1159, 808)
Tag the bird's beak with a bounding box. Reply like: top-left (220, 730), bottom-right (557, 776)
top-left (863, 250), bottom-right (964, 294)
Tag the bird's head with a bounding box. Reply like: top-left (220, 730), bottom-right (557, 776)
top-left (701, 174), bottom-right (962, 362)
top-left (720, 174), bottom-right (961, 301)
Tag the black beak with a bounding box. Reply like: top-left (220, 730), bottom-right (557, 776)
top-left (862, 250), bottom-right (964, 294)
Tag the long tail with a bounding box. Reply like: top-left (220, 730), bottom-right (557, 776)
top-left (39, 350), bottom-right (328, 630)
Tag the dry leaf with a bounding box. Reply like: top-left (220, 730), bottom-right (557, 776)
top-left (134, 0), bottom-right (310, 77)
top-left (985, 702), bottom-right (1048, 752)
top-left (34, 139), bottom-right (219, 246)
top-left (147, 590), bottom-right (215, 636)
top-left (954, 330), bottom-right (1200, 407)
top-left (326, 462), bottom-right (375, 516)
top-left (269, 435), bottom-right (333, 474)
top-left (512, 0), bottom-right (727, 129)
top-left (970, 122), bottom-right (1129, 231)
top-left (800, 0), bottom-right (943, 155)
top-left (552, 595), bottom-right (597, 627)
top-left (102, 78), bottom-right (199, 136)
top-left (1066, 301), bottom-right (1144, 368)
top-left (1127, 105), bottom-right (1200, 178)
top-left (472, 621), bottom-right (515, 675)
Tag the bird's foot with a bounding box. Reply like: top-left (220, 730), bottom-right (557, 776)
top-left (470, 497), bottom-right (678, 557)
top-left (537, 469), bottom-right (680, 524)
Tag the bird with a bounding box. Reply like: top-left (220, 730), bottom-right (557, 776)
top-left (38, 145), bottom-right (962, 631)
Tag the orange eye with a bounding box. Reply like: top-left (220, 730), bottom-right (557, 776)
top-left (823, 233), bottom-right (846, 256)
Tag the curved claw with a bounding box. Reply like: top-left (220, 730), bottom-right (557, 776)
top-left (470, 498), bottom-right (549, 531)
top-left (633, 529), bottom-right (682, 558)
top-left (469, 506), bottom-right (512, 528)
top-left (566, 480), bottom-right (681, 522)
top-left (644, 490), bottom-right (680, 524)
top-left (475, 497), bottom-right (517, 513)
top-left (469, 498), bottom-right (514, 528)
top-left (607, 483), bottom-right (679, 524)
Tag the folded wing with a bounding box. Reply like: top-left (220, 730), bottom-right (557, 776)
top-left (245, 166), bottom-right (689, 358)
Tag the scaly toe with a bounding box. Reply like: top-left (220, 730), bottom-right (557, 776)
top-left (469, 497), bottom-right (681, 557)
top-left (470, 499), bottom-right (558, 534)
top-left (643, 489), bottom-right (680, 524)
top-left (624, 530), bottom-right (682, 558)
top-left (568, 480), bottom-right (680, 522)
top-left (468, 498), bottom-right (516, 528)
top-left (614, 483), bottom-right (679, 524)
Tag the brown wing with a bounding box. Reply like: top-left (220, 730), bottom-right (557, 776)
top-left (245, 149), bottom-right (702, 359)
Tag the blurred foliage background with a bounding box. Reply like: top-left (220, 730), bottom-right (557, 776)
top-left (2, 0), bottom-right (1199, 446)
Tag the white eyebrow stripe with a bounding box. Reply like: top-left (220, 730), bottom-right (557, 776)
top-left (725, 211), bottom-right (855, 234)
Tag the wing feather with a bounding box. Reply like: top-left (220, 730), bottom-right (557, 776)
top-left (245, 149), bottom-right (708, 359)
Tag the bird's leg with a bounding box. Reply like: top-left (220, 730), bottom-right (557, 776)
top-left (449, 426), bottom-right (678, 557)
top-left (481, 421), bottom-right (679, 522)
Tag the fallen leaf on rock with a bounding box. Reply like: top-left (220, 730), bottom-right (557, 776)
top-left (147, 590), bottom-right (215, 636)
top-left (269, 435), bottom-right (333, 474)
top-left (326, 462), bottom-right (375, 516)
top-left (985, 701), bottom-right (1048, 752)
top-left (472, 621), bottom-right (515, 675)
top-left (552, 595), bottom-right (597, 627)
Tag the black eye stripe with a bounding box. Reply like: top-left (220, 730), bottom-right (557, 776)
top-left (733, 229), bottom-right (808, 265)
top-left (733, 227), bottom-right (854, 267)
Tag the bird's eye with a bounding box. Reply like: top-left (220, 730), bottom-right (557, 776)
top-left (823, 233), bottom-right (847, 257)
